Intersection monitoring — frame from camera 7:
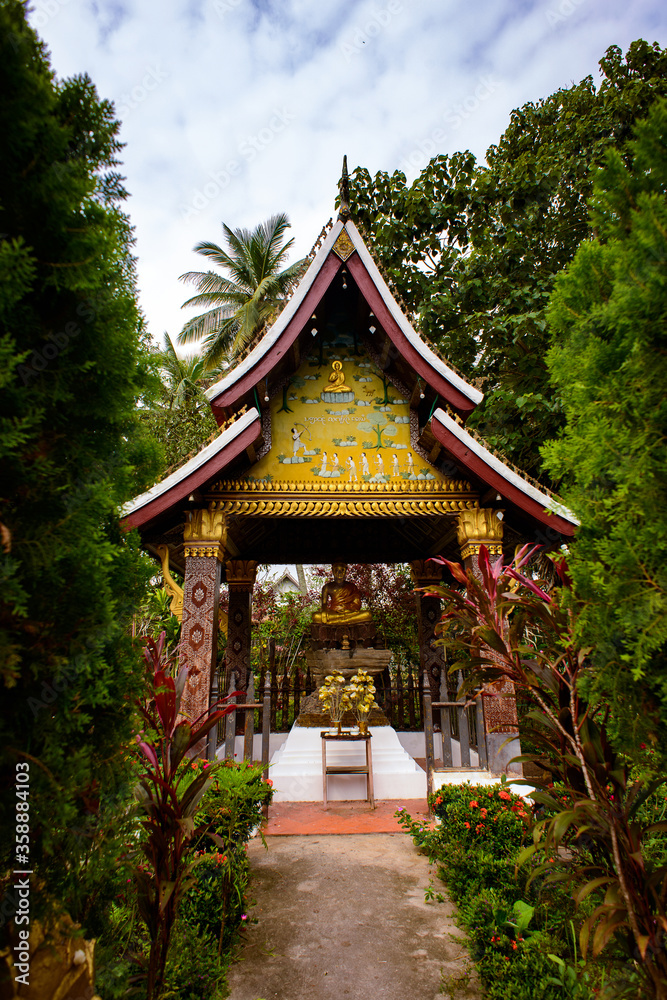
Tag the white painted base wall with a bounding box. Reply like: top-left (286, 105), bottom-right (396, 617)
top-left (267, 725), bottom-right (428, 802)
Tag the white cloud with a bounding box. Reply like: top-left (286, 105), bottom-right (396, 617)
top-left (28, 0), bottom-right (666, 342)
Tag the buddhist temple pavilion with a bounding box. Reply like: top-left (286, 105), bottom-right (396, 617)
top-left (123, 169), bottom-right (577, 782)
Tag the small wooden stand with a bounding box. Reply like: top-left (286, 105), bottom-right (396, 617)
top-left (321, 732), bottom-right (375, 809)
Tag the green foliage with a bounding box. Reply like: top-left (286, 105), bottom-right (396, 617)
top-left (94, 756), bottom-right (271, 999)
top-left (141, 333), bottom-right (220, 471)
top-left (541, 98), bottom-right (667, 757)
top-left (133, 635), bottom-right (237, 999)
top-left (0, 0), bottom-right (162, 923)
top-left (429, 546), bottom-right (667, 998)
top-left (347, 40), bottom-right (667, 480)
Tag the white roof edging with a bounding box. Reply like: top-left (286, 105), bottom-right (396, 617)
top-left (205, 221), bottom-right (345, 401)
top-left (123, 407), bottom-right (260, 516)
top-left (432, 408), bottom-right (579, 526)
top-left (346, 221), bottom-right (483, 406)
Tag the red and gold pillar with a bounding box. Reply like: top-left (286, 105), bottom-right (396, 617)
top-left (180, 506), bottom-right (227, 731)
top-left (410, 559), bottom-right (446, 703)
top-left (225, 560), bottom-right (258, 693)
top-left (457, 508), bottom-right (521, 776)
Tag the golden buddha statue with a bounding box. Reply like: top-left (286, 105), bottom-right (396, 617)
top-left (327, 360), bottom-right (351, 393)
top-left (312, 563), bottom-right (373, 624)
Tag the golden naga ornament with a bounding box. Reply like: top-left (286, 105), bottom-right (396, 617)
top-left (156, 545), bottom-right (184, 621)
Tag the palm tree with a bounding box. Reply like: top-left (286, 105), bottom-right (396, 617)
top-left (177, 213), bottom-right (308, 369)
top-left (154, 333), bottom-right (215, 410)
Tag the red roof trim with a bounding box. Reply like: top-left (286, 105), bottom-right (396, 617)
top-left (430, 414), bottom-right (576, 538)
top-left (122, 416), bottom-right (262, 532)
top-left (346, 254), bottom-right (477, 418)
top-left (210, 253), bottom-right (343, 417)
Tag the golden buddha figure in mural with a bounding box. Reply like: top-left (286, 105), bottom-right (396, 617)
top-left (312, 562), bottom-right (373, 624)
top-left (327, 360), bottom-right (352, 393)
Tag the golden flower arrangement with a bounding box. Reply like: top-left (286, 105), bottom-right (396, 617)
top-left (318, 673), bottom-right (353, 733)
top-left (346, 670), bottom-right (379, 732)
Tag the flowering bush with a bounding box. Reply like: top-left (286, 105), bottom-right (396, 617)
top-left (396, 783), bottom-right (602, 1000)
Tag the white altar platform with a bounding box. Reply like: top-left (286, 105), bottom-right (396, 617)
top-left (268, 725), bottom-right (428, 802)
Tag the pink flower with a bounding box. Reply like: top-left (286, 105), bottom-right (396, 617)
top-left (241, 914), bottom-right (248, 921)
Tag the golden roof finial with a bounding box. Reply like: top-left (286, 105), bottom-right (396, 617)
top-left (338, 154), bottom-right (351, 222)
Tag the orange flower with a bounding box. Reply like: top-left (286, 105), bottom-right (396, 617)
top-left (469, 800), bottom-right (478, 809)
top-left (480, 808), bottom-right (487, 819)
top-left (435, 796), bottom-right (443, 805)
top-left (464, 821), bottom-right (470, 828)
top-left (498, 790), bottom-right (511, 800)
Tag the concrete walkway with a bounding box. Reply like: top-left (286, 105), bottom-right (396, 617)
top-left (227, 832), bottom-right (481, 1000)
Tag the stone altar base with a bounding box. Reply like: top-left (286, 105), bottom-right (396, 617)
top-left (268, 725), bottom-right (428, 802)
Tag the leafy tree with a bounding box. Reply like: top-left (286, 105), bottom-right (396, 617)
top-left (143, 333), bottom-right (218, 470)
top-left (541, 98), bottom-right (667, 759)
top-left (348, 40), bottom-right (667, 480)
top-left (0, 0), bottom-right (161, 930)
top-left (177, 213), bottom-right (308, 367)
top-left (358, 413), bottom-right (398, 449)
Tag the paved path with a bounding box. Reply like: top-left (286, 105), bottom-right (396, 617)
top-left (227, 833), bottom-right (481, 1000)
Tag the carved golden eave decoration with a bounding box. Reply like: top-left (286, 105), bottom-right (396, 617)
top-left (183, 505), bottom-right (228, 560)
top-left (205, 477), bottom-right (478, 518)
top-left (332, 227), bottom-right (355, 261)
top-left (207, 477), bottom-right (475, 495)
top-left (457, 507), bottom-right (504, 560)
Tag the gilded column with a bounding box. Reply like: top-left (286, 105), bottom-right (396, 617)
top-left (410, 559), bottom-right (446, 703)
top-left (457, 508), bottom-right (520, 775)
top-left (180, 506), bottom-right (227, 731)
top-left (225, 560), bottom-right (258, 693)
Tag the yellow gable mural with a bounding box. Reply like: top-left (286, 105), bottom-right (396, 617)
top-left (247, 340), bottom-right (446, 487)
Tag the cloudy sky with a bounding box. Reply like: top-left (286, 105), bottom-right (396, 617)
top-left (30, 0), bottom-right (665, 348)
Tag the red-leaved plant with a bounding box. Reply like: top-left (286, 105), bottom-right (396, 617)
top-left (428, 546), bottom-right (667, 999)
top-left (134, 633), bottom-right (242, 1000)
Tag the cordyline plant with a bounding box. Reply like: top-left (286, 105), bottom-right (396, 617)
top-left (134, 633), bottom-right (242, 1000)
top-left (428, 546), bottom-right (667, 1000)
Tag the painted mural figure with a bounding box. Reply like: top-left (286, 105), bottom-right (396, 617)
top-left (291, 425), bottom-right (304, 456)
top-left (375, 453), bottom-right (384, 476)
top-left (320, 451), bottom-right (328, 475)
top-left (392, 453), bottom-right (400, 477)
top-left (312, 562), bottom-right (373, 624)
top-left (327, 360), bottom-right (351, 393)
top-left (406, 452), bottom-right (414, 476)
top-left (347, 456), bottom-right (357, 481)
top-left (332, 452), bottom-right (340, 472)
top-left (360, 452), bottom-right (370, 476)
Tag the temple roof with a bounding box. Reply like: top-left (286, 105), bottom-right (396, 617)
top-left (204, 218), bottom-right (483, 424)
top-left (123, 209), bottom-right (576, 570)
